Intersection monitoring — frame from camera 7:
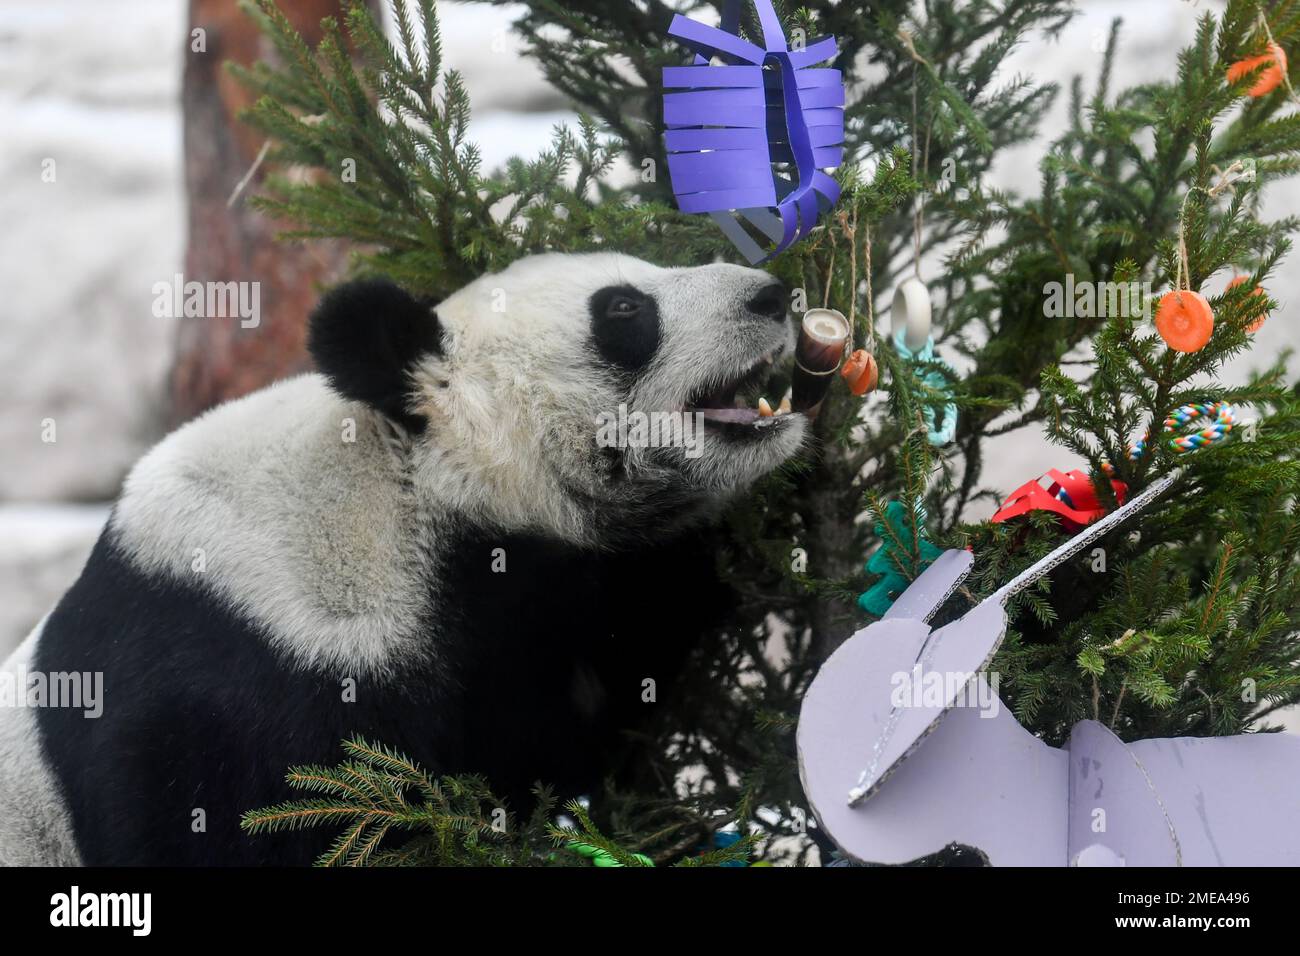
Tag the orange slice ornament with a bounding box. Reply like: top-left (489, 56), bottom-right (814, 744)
top-left (1227, 275), bottom-right (1268, 333)
top-left (841, 349), bottom-right (879, 396)
top-left (1227, 42), bottom-right (1288, 97)
top-left (1155, 290), bottom-right (1214, 353)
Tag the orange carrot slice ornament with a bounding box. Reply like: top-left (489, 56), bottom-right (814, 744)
top-left (1155, 167), bottom-right (1248, 354)
top-left (841, 349), bottom-right (879, 396)
top-left (1155, 290), bottom-right (1214, 352)
top-left (1227, 42), bottom-right (1288, 97)
top-left (1227, 275), bottom-right (1269, 333)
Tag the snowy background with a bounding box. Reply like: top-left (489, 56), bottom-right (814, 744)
top-left (2, 1), bottom-right (1297, 731)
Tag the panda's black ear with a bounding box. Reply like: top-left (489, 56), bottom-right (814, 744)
top-left (307, 278), bottom-right (443, 430)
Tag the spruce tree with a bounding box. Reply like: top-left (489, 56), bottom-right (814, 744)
top-left (234, 0), bottom-right (1300, 865)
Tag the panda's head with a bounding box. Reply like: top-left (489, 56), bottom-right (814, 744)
top-left (309, 252), bottom-right (808, 543)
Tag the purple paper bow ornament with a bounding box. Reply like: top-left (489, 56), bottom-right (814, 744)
top-left (663, 0), bottom-right (845, 263)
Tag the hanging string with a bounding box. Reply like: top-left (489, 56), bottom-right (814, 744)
top-left (921, 120), bottom-right (933, 268)
top-left (1175, 160), bottom-right (1248, 292)
top-left (900, 29), bottom-right (929, 279)
top-left (863, 223), bottom-right (874, 350)
top-left (895, 27), bottom-right (955, 446)
top-left (1175, 195), bottom-right (1191, 292)
top-left (846, 206), bottom-right (859, 347)
top-left (1256, 8), bottom-right (1300, 110)
top-left (823, 236), bottom-right (836, 310)
top-left (910, 61), bottom-right (923, 277)
top-left (845, 208), bottom-right (874, 354)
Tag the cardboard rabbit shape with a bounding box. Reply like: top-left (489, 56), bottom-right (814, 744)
top-left (798, 472), bottom-right (1300, 866)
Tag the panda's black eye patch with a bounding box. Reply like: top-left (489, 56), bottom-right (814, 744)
top-left (589, 284), bottom-right (660, 373)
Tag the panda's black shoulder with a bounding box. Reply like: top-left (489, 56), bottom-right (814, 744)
top-left (430, 522), bottom-right (732, 804)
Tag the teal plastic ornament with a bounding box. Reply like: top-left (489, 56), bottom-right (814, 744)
top-left (892, 328), bottom-right (957, 446)
top-left (858, 501), bottom-right (942, 617)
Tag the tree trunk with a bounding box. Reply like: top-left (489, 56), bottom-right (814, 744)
top-left (170, 0), bottom-right (361, 425)
top-left (802, 411), bottom-right (862, 662)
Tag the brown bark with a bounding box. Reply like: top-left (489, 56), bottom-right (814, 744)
top-left (803, 437), bottom-right (860, 662)
top-left (169, 0), bottom-right (359, 425)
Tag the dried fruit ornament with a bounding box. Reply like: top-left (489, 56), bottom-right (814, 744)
top-left (1227, 41), bottom-right (1288, 97)
top-left (1226, 275), bottom-right (1268, 333)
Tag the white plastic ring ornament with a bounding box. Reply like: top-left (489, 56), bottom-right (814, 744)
top-left (892, 276), bottom-right (932, 352)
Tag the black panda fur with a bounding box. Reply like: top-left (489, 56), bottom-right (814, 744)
top-left (35, 520), bottom-right (724, 865)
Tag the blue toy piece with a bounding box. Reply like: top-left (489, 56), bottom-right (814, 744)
top-left (712, 829), bottom-right (749, 867)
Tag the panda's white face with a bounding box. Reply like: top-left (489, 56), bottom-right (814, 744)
top-left (407, 253), bottom-right (808, 542)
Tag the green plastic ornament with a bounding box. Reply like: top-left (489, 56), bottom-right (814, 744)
top-left (566, 840), bottom-right (654, 867)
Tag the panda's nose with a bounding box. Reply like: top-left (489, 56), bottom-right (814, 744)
top-left (746, 280), bottom-right (788, 323)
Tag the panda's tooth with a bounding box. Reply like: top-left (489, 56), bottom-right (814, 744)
top-left (758, 397), bottom-right (774, 418)
top-left (778, 395), bottom-right (791, 415)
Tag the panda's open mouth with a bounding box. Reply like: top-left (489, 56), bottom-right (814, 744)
top-left (684, 348), bottom-right (797, 433)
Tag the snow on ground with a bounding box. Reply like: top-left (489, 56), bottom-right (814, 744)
top-left (0, 0), bottom-right (184, 504)
top-left (0, 1), bottom-right (1296, 730)
top-left (0, 504), bottom-right (107, 660)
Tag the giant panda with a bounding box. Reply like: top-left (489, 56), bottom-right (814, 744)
top-left (0, 252), bottom-right (807, 866)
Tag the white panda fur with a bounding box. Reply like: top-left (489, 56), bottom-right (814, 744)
top-left (0, 618), bottom-right (81, 866)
